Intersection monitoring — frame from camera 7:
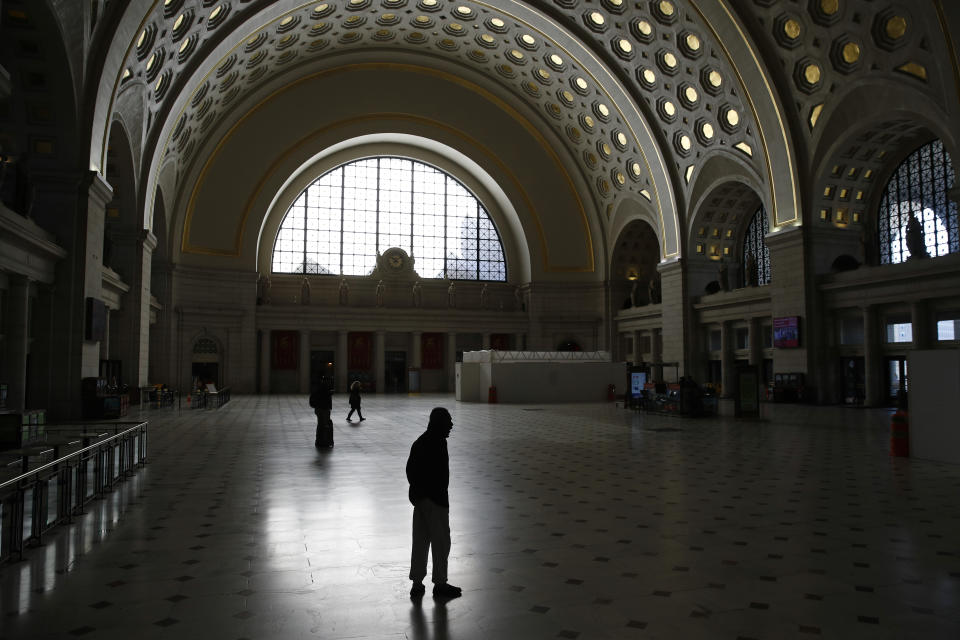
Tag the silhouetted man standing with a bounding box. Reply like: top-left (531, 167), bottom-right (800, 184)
top-left (406, 407), bottom-right (461, 599)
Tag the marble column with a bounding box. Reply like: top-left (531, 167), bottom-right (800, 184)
top-left (336, 330), bottom-right (348, 393)
top-left (657, 260), bottom-right (688, 376)
top-left (447, 331), bottom-right (457, 392)
top-left (5, 275), bottom-right (30, 411)
top-left (148, 262), bottom-right (175, 385)
top-left (375, 330), bottom-right (385, 393)
top-left (765, 227), bottom-right (810, 378)
top-left (411, 331), bottom-right (422, 369)
top-left (720, 321), bottom-right (734, 398)
top-left (862, 305), bottom-right (881, 407)
top-left (651, 328), bottom-right (663, 382)
top-left (748, 317), bottom-right (762, 367)
top-left (911, 300), bottom-right (930, 349)
top-left (299, 329), bottom-right (311, 393)
top-left (27, 284), bottom-right (56, 412)
top-left (632, 330), bottom-right (642, 364)
top-left (100, 307), bottom-right (112, 361)
top-left (259, 329), bottom-right (271, 394)
top-left (112, 230), bottom-right (156, 389)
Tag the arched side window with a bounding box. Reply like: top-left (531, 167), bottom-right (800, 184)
top-left (271, 157), bottom-right (507, 280)
top-left (742, 205), bottom-right (770, 286)
top-left (878, 139), bottom-right (959, 264)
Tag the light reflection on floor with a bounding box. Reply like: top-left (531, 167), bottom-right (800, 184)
top-left (0, 394), bottom-right (958, 639)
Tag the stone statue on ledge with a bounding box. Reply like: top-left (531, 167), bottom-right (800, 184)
top-left (412, 279), bottom-right (422, 307)
top-left (338, 276), bottom-right (349, 305)
top-left (375, 279), bottom-right (385, 307)
top-left (648, 277), bottom-right (661, 304)
top-left (300, 275), bottom-right (311, 305)
top-left (905, 214), bottom-right (929, 260)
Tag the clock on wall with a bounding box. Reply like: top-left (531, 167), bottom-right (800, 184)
top-left (382, 247), bottom-right (409, 272)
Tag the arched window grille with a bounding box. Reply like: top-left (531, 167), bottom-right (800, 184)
top-left (742, 205), bottom-right (770, 286)
top-left (271, 157), bottom-right (507, 280)
top-left (193, 338), bottom-right (218, 354)
top-left (878, 139), bottom-right (959, 264)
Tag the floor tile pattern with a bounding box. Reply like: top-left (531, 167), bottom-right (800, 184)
top-left (1, 395), bottom-right (958, 639)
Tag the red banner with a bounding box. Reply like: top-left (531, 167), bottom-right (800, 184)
top-left (490, 333), bottom-right (510, 351)
top-left (421, 333), bottom-right (444, 369)
top-left (272, 330), bottom-right (299, 370)
top-left (348, 332), bottom-right (373, 370)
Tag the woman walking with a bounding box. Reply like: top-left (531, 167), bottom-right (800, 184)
top-left (347, 380), bottom-right (365, 422)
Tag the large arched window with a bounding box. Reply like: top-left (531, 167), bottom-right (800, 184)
top-left (742, 205), bottom-right (770, 286)
top-left (272, 157), bottom-right (507, 280)
top-left (878, 139), bottom-right (959, 264)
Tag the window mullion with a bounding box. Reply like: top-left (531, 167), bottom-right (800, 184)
top-left (409, 159), bottom-right (414, 256)
top-left (301, 187), bottom-right (307, 274)
top-left (376, 157), bottom-right (381, 254)
top-left (339, 167), bottom-right (345, 275)
top-left (443, 175), bottom-right (448, 279)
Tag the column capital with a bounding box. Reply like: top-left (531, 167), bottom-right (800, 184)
top-left (656, 257), bottom-right (684, 276)
top-left (142, 229), bottom-right (158, 251)
top-left (764, 224), bottom-right (804, 251)
top-left (83, 170), bottom-right (114, 206)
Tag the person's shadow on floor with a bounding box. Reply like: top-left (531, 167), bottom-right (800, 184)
top-left (409, 595), bottom-right (450, 640)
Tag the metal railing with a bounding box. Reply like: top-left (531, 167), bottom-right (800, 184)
top-left (189, 387), bottom-right (231, 409)
top-left (0, 421), bottom-right (148, 566)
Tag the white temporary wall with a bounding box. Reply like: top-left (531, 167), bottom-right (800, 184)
top-left (457, 360), bottom-right (625, 403)
top-left (908, 349), bottom-right (960, 464)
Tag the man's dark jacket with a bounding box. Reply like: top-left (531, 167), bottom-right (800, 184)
top-left (406, 428), bottom-right (449, 507)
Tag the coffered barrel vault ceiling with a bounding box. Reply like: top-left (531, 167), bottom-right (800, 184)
top-left (90, 0), bottom-right (956, 266)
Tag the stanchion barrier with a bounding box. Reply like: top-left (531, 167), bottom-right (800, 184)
top-left (488, 386), bottom-right (497, 403)
top-left (890, 409), bottom-right (909, 457)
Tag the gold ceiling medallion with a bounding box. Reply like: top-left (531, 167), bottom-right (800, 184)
top-left (842, 42), bottom-right (861, 64)
top-left (783, 19), bottom-right (801, 40)
top-left (886, 16), bottom-right (907, 40)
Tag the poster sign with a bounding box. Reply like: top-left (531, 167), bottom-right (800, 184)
top-left (773, 316), bottom-right (800, 348)
top-left (421, 333), bottom-right (444, 369)
top-left (631, 372), bottom-right (646, 397)
top-left (272, 330), bottom-right (299, 369)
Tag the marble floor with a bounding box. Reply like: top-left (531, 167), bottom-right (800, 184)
top-left (1, 395), bottom-right (958, 639)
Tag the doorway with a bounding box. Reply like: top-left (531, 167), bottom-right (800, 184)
top-left (886, 356), bottom-right (908, 405)
top-left (841, 357), bottom-right (864, 404)
top-left (311, 350), bottom-right (335, 388)
top-left (192, 362), bottom-right (219, 390)
top-left (385, 351), bottom-right (407, 393)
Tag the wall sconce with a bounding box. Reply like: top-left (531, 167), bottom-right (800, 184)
top-left (626, 270), bottom-right (639, 281)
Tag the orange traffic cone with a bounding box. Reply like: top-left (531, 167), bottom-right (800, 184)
top-left (890, 409), bottom-right (909, 457)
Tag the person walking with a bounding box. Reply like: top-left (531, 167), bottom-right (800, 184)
top-left (346, 380), bottom-right (365, 422)
top-left (406, 407), bottom-right (461, 599)
top-left (309, 375), bottom-right (333, 448)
